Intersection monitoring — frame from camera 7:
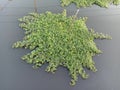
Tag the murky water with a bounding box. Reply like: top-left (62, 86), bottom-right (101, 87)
top-left (0, 0), bottom-right (120, 90)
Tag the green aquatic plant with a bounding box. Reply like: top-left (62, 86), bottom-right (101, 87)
top-left (12, 10), bottom-right (111, 85)
top-left (61, 0), bottom-right (120, 8)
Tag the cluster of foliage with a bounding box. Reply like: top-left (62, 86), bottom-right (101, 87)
top-left (12, 10), bottom-right (111, 85)
top-left (61, 0), bottom-right (120, 7)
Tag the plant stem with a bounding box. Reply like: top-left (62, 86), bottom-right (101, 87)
top-left (34, 0), bottom-right (38, 13)
top-left (74, 9), bottom-right (80, 17)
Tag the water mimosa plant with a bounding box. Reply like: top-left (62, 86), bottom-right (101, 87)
top-left (61, 0), bottom-right (120, 8)
top-left (12, 10), bottom-right (111, 85)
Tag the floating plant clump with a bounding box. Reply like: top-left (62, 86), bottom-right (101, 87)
top-left (12, 10), bottom-right (111, 85)
top-left (61, 0), bottom-right (120, 7)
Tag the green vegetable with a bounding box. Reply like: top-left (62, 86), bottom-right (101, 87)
top-left (12, 10), bottom-right (111, 85)
top-left (61, 0), bottom-right (120, 8)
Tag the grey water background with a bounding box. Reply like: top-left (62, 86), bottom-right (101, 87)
top-left (0, 0), bottom-right (120, 90)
